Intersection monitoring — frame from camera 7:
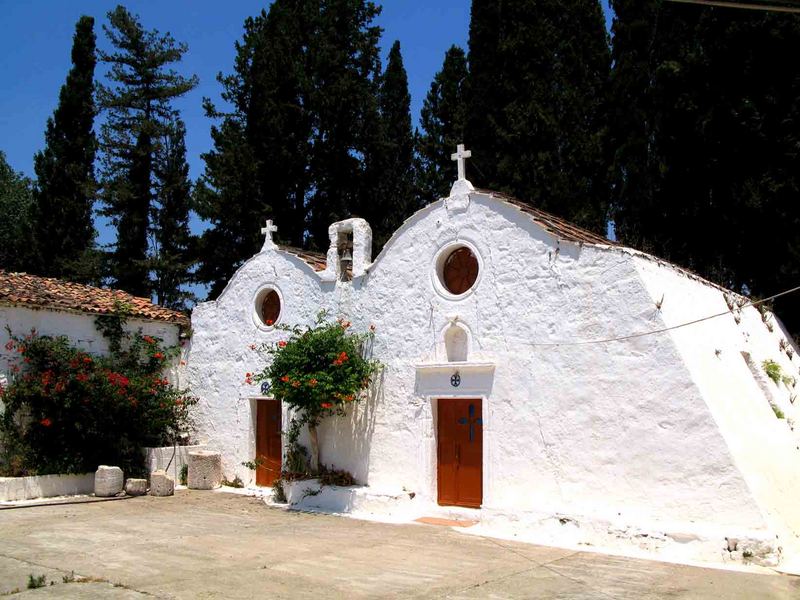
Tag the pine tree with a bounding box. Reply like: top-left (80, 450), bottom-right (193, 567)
top-left (370, 40), bottom-right (415, 247)
top-left (152, 118), bottom-right (194, 310)
top-left (466, 0), bottom-right (611, 231)
top-left (609, 2), bottom-right (800, 334)
top-left (97, 5), bottom-right (197, 298)
top-left (417, 45), bottom-right (469, 202)
top-left (0, 152), bottom-right (37, 272)
top-left (32, 15), bottom-right (97, 282)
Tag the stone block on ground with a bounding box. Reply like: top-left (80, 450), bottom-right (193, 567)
top-left (149, 470), bottom-right (174, 497)
top-left (124, 478), bottom-right (148, 496)
top-left (188, 451), bottom-right (222, 490)
top-left (94, 465), bottom-right (124, 497)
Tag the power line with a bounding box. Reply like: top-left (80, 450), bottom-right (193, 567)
top-left (665, 0), bottom-right (800, 14)
top-left (510, 284), bottom-right (800, 347)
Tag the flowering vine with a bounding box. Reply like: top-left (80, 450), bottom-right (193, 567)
top-left (252, 311), bottom-right (380, 473)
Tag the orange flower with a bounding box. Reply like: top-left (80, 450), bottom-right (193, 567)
top-left (82, 356), bottom-right (92, 364)
top-left (249, 344), bottom-right (257, 350)
top-left (4, 340), bottom-right (14, 351)
top-left (278, 341), bottom-right (287, 348)
top-left (308, 378), bottom-right (318, 387)
top-left (40, 418), bottom-right (52, 427)
top-left (291, 380), bottom-right (300, 388)
top-left (153, 352), bottom-right (165, 360)
top-left (321, 402), bottom-right (333, 409)
top-left (143, 335), bottom-right (156, 345)
top-left (281, 375), bottom-right (290, 382)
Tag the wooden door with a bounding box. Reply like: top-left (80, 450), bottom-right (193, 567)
top-left (437, 398), bottom-right (483, 508)
top-left (256, 400), bottom-right (282, 486)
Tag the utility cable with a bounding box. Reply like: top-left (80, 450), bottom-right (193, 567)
top-left (508, 283), bottom-right (800, 347)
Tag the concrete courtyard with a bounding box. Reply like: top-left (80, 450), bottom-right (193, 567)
top-left (0, 490), bottom-right (798, 599)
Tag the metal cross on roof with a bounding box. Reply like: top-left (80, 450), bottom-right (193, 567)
top-left (451, 144), bottom-right (472, 181)
top-left (261, 219), bottom-right (278, 244)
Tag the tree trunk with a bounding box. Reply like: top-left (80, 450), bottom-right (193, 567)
top-left (308, 422), bottom-right (320, 473)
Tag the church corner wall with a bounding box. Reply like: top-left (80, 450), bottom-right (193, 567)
top-left (632, 254), bottom-right (800, 565)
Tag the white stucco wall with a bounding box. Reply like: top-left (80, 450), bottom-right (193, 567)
top-left (186, 189), bottom-right (800, 566)
top-left (0, 305), bottom-right (182, 392)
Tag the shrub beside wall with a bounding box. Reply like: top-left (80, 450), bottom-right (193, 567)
top-left (0, 305), bottom-right (195, 477)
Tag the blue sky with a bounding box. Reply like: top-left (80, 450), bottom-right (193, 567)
top-left (1, 1), bottom-right (613, 260)
top-left (1, 1), bottom-right (613, 182)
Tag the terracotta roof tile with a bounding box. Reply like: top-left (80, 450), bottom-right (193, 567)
top-left (0, 271), bottom-right (189, 326)
top-left (278, 246), bottom-right (328, 271)
top-left (476, 189), bottom-right (616, 246)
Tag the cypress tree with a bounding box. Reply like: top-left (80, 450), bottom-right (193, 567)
top-left (466, 0), bottom-right (611, 231)
top-left (417, 45), bottom-right (469, 202)
top-left (610, 2), bottom-right (800, 334)
top-left (197, 0), bottom-right (384, 296)
top-left (152, 118), bottom-right (195, 310)
top-left (0, 152), bottom-right (37, 272)
top-left (306, 0), bottom-right (383, 249)
top-left (32, 16), bottom-right (97, 282)
top-left (197, 7), bottom-right (308, 297)
top-left (97, 5), bottom-right (198, 298)
top-left (370, 40), bottom-right (415, 247)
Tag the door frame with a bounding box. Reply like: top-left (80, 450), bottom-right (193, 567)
top-left (433, 395), bottom-right (487, 509)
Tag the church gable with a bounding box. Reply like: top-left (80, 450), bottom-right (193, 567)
top-left (185, 147), bottom-right (800, 572)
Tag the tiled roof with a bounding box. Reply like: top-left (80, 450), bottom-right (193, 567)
top-left (279, 246), bottom-right (329, 272)
top-left (0, 272), bottom-right (189, 326)
top-left (476, 189), bottom-right (616, 246)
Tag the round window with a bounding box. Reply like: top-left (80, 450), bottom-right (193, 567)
top-left (441, 246), bottom-right (479, 295)
top-left (259, 290), bottom-right (281, 326)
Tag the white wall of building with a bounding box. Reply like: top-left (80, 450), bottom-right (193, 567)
top-left (0, 305), bottom-right (181, 389)
top-left (187, 189), bottom-right (800, 566)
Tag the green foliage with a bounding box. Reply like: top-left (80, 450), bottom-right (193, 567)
top-left (240, 457), bottom-right (264, 471)
top-left (0, 314), bottom-right (196, 477)
top-left (417, 45), bottom-right (469, 202)
top-left (221, 475), bottom-right (244, 488)
top-left (152, 118), bottom-right (196, 310)
top-left (97, 5), bottom-right (198, 298)
top-left (179, 463), bottom-right (188, 485)
top-left (0, 151), bottom-right (37, 272)
top-left (256, 314), bottom-right (379, 429)
top-left (771, 404), bottom-right (785, 420)
top-left (197, 0), bottom-right (383, 296)
top-left (609, 1), bottom-right (800, 336)
top-left (762, 359), bottom-right (783, 384)
top-left (27, 575), bottom-right (46, 590)
top-left (272, 478), bottom-right (287, 503)
top-left (318, 466), bottom-right (356, 487)
top-left (32, 15), bottom-right (98, 283)
top-left (369, 40), bottom-right (417, 248)
top-left (466, 0), bottom-right (610, 232)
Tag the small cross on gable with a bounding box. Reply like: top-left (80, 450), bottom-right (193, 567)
top-left (261, 219), bottom-right (278, 249)
top-left (451, 144), bottom-right (472, 181)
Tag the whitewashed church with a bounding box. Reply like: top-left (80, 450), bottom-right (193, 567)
top-left (186, 146), bottom-right (800, 570)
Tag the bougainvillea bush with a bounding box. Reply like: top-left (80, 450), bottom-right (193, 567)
top-left (0, 315), bottom-right (195, 477)
top-left (254, 312), bottom-right (380, 472)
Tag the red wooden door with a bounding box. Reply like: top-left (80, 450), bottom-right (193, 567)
top-left (437, 398), bottom-right (483, 508)
top-left (256, 400), bottom-right (282, 486)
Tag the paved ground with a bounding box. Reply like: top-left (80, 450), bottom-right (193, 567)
top-left (0, 491), bottom-right (798, 599)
